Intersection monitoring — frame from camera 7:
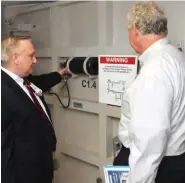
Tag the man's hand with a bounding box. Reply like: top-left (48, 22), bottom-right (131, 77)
top-left (58, 67), bottom-right (68, 76)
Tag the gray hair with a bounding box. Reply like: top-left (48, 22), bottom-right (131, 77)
top-left (1, 36), bottom-right (31, 64)
top-left (128, 1), bottom-right (168, 36)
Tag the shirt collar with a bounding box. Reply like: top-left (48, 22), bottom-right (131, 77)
top-left (138, 37), bottom-right (170, 67)
top-left (1, 66), bottom-right (24, 85)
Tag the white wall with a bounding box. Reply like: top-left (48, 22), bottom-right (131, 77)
top-left (4, 1), bottom-right (185, 183)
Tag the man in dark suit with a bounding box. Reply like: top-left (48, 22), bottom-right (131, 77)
top-left (1, 36), bottom-right (67, 183)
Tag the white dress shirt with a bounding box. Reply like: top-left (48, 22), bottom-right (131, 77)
top-left (118, 38), bottom-right (185, 183)
top-left (1, 67), bottom-right (51, 121)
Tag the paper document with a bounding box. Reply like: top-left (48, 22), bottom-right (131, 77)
top-left (104, 165), bottom-right (129, 183)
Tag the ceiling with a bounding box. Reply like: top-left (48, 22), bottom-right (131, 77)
top-left (1, 1), bottom-right (57, 7)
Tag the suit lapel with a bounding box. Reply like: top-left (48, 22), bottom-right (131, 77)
top-left (39, 95), bottom-right (52, 120)
top-left (1, 70), bottom-right (42, 114)
top-left (2, 70), bottom-right (53, 124)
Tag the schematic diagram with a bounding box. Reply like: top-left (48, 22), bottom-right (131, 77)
top-left (107, 79), bottom-right (125, 100)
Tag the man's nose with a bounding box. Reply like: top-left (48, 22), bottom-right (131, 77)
top-left (33, 56), bottom-right (37, 63)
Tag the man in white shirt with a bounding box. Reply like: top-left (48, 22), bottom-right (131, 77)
top-left (113, 1), bottom-right (185, 183)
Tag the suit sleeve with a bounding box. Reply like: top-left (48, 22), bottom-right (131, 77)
top-left (26, 72), bottom-right (62, 92)
top-left (1, 93), bottom-right (15, 183)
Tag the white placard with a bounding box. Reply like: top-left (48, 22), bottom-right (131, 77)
top-left (99, 55), bottom-right (138, 106)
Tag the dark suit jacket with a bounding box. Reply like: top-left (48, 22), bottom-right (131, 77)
top-left (1, 70), bottom-right (62, 183)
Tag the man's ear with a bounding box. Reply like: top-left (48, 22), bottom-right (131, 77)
top-left (134, 27), bottom-right (141, 40)
top-left (132, 24), bottom-right (140, 37)
top-left (11, 52), bottom-right (20, 65)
